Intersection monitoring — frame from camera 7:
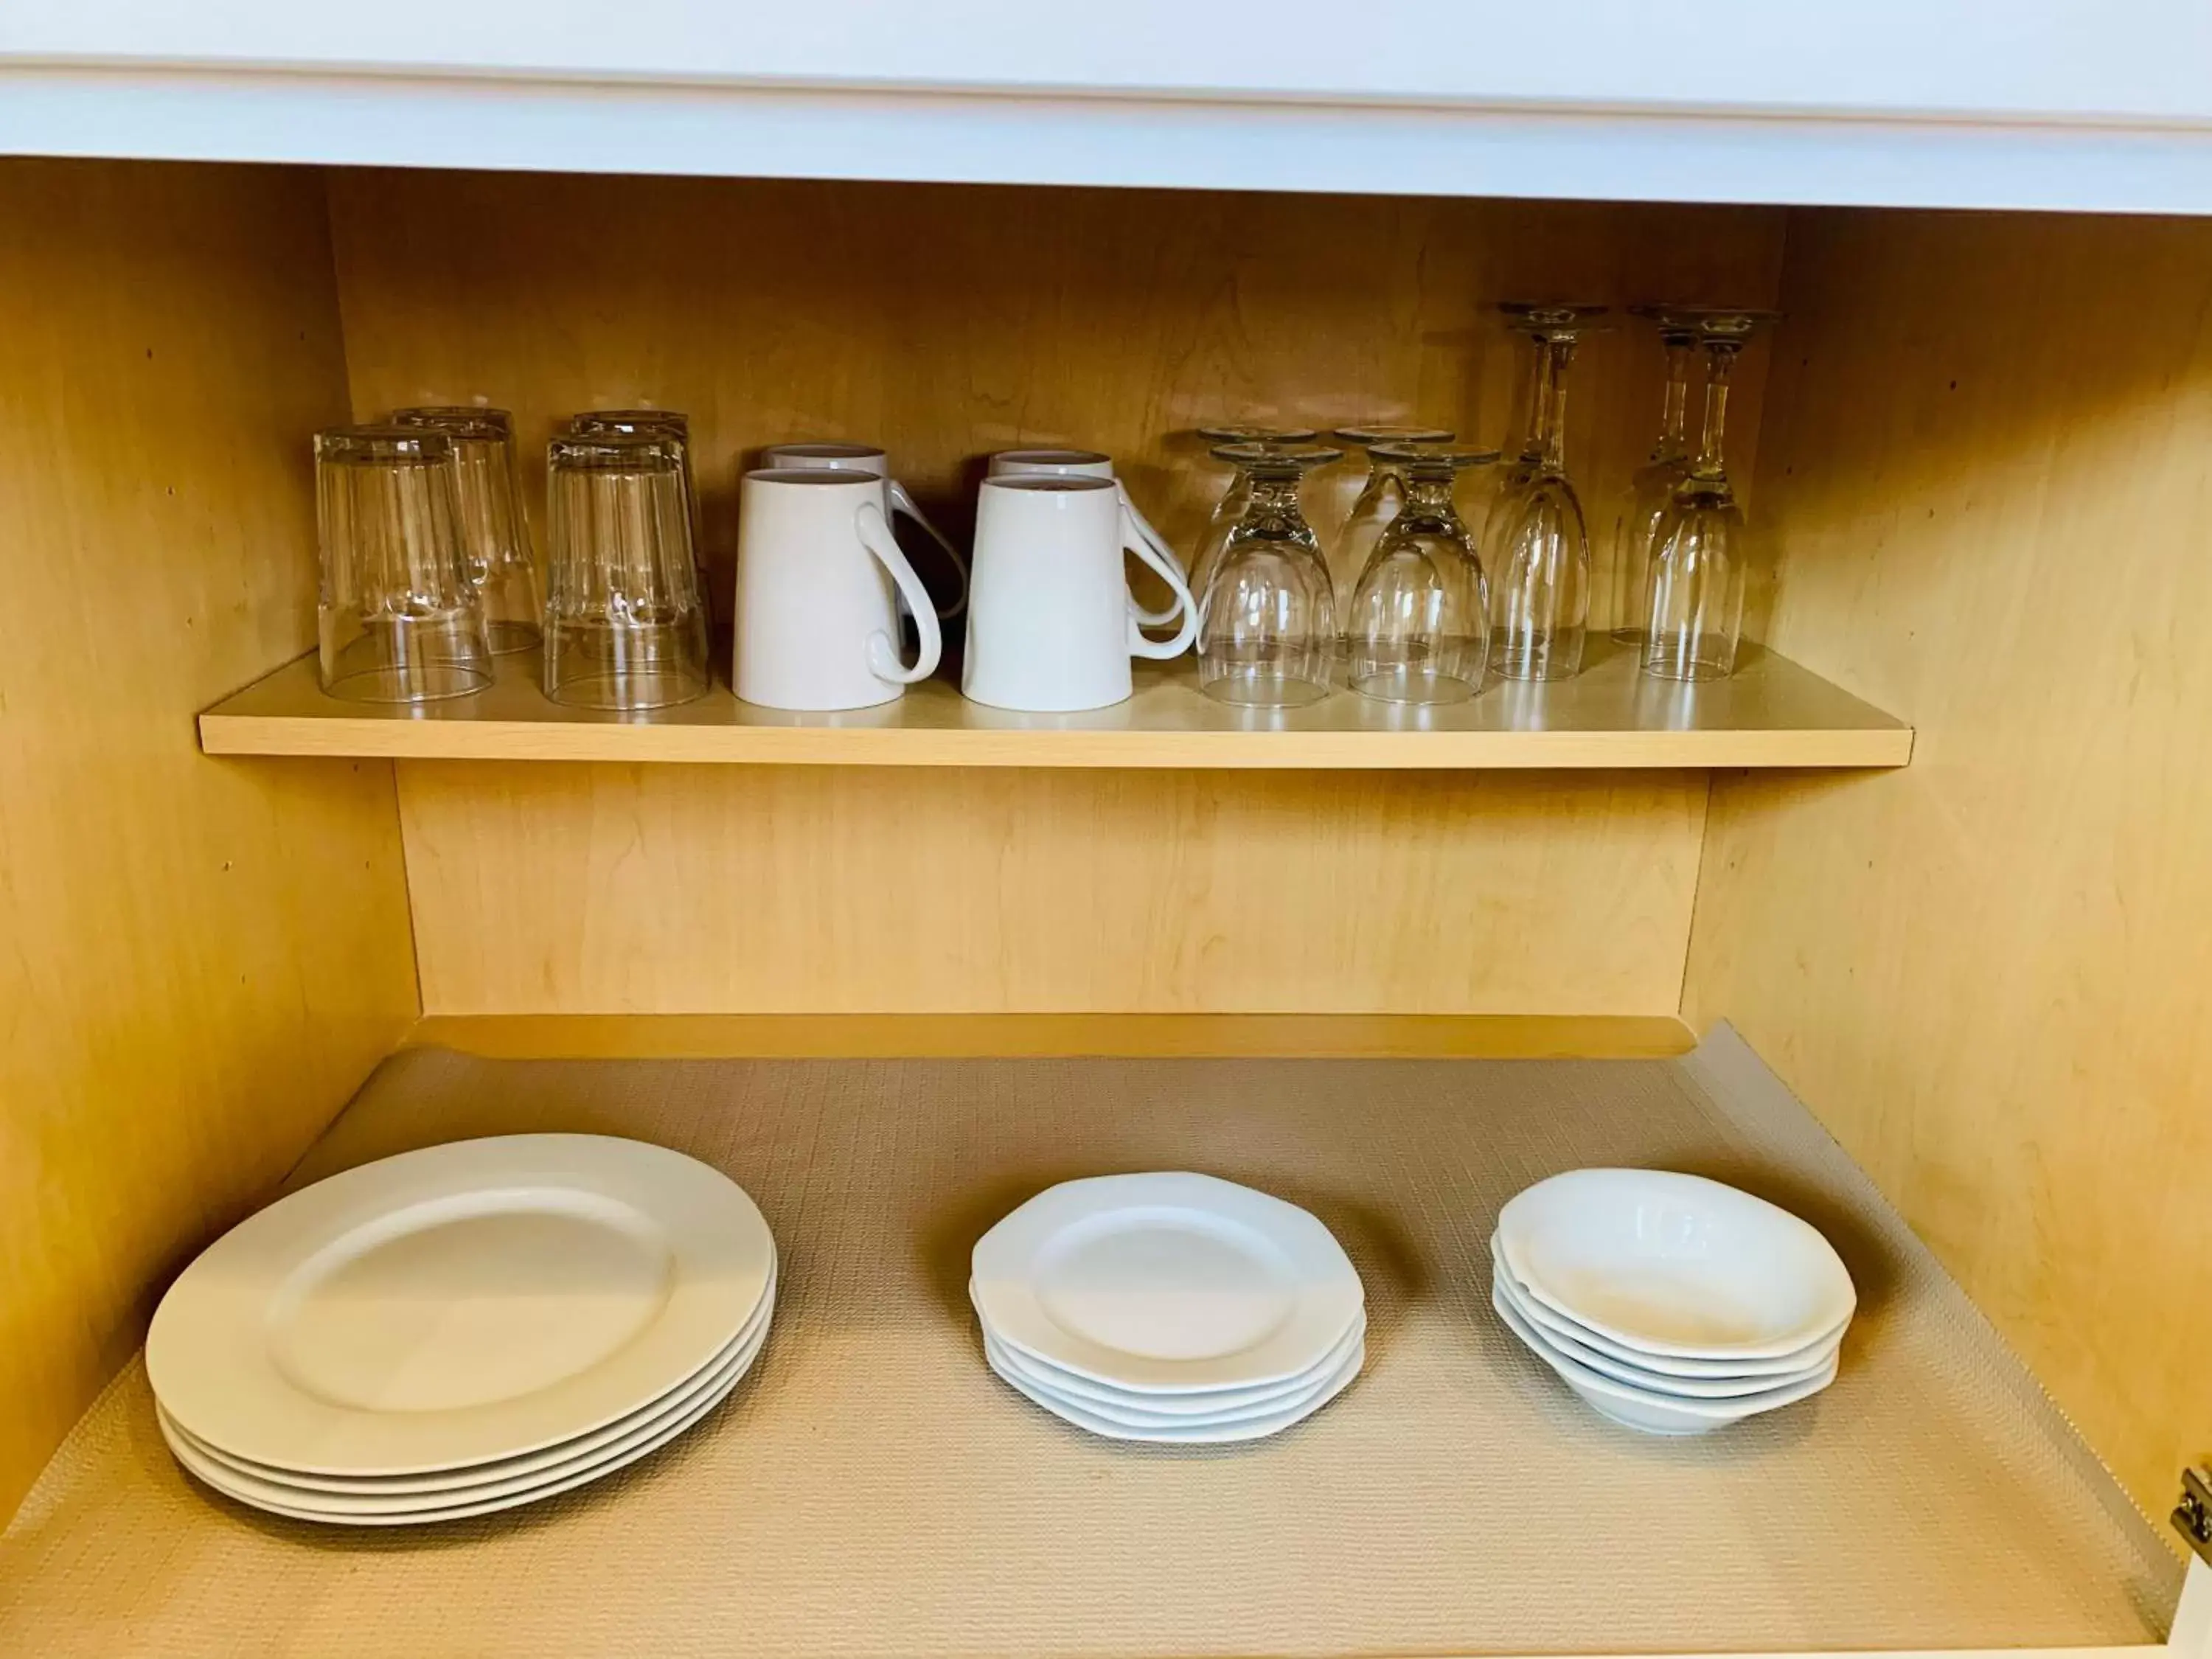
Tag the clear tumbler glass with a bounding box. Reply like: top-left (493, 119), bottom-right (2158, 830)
top-left (1344, 445), bottom-right (1500, 703)
top-left (543, 434), bottom-right (711, 710)
top-left (571, 410), bottom-right (708, 620)
top-left (391, 406), bottom-right (541, 653)
top-left (314, 425), bottom-right (493, 703)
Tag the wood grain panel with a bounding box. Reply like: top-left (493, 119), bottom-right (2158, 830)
top-left (1683, 209), bottom-right (2212, 1526)
top-left (406, 1012), bottom-right (1698, 1060)
top-left (0, 159), bottom-right (418, 1517)
top-left (400, 763), bottom-right (1706, 1016)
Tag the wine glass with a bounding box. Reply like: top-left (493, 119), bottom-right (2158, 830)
top-left (1327, 425), bottom-right (1455, 617)
top-left (1196, 442), bottom-right (1343, 707)
top-left (1491, 305), bottom-right (1607, 681)
top-left (1608, 310), bottom-right (1700, 643)
top-left (1344, 445), bottom-right (1500, 704)
top-left (1643, 310), bottom-right (1778, 681)
top-left (1483, 304), bottom-right (1607, 556)
top-left (1189, 425), bottom-right (1319, 599)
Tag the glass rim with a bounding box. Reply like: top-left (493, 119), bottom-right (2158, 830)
top-left (389, 406), bottom-right (514, 438)
top-left (1334, 425), bottom-right (1456, 447)
top-left (1368, 442), bottom-right (1503, 472)
top-left (549, 433), bottom-right (681, 470)
top-left (314, 423), bottom-right (453, 465)
top-left (1208, 441), bottom-right (1343, 473)
top-left (1195, 423), bottom-right (1320, 444)
top-left (570, 408), bottom-right (691, 437)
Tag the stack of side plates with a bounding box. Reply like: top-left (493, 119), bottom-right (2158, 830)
top-left (1490, 1168), bottom-right (1854, 1436)
top-left (147, 1133), bottom-right (776, 1526)
top-left (971, 1172), bottom-right (1364, 1443)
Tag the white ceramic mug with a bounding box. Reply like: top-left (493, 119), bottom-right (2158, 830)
top-left (988, 448), bottom-right (1188, 627)
top-left (759, 442), bottom-right (967, 619)
top-left (962, 476), bottom-right (1197, 712)
top-left (736, 470), bottom-right (944, 711)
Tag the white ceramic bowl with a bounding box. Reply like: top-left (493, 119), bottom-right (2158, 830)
top-left (1492, 1266), bottom-right (1835, 1398)
top-left (1491, 1281), bottom-right (1837, 1436)
top-left (1495, 1169), bottom-right (1855, 1360)
top-left (1487, 1234), bottom-right (1844, 1379)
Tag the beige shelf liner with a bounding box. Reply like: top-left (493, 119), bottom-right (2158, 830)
top-left (0, 1041), bottom-right (2180, 1658)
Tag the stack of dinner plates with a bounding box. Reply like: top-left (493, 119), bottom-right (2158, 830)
top-left (1490, 1168), bottom-right (1854, 1436)
top-left (147, 1133), bottom-right (776, 1525)
top-left (970, 1172), bottom-right (1364, 1443)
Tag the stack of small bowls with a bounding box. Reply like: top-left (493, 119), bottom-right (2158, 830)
top-left (1490, 1169), bottom-right (1854, 1436)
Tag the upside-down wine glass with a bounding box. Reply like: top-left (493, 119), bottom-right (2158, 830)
top-left (1188, 425), bottom-right (1320, 599)
top-left (1608, 312), bottom-right (1700, 643)
top-left (1344, 445), bottom-right (1500, 703)
top-left (1327, 425), bottom-right (1455, 618)
top-left (1196, 442), bottom-right (1342, 707)
top-left (1642, 310), bottom-right (1776, 681)
top-left (1492, 305), bottom-right (1606, 681)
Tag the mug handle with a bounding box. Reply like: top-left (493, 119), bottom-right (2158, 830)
top-left (1120, 499), bottom-right (1198, 660)
top-left (1120, 487), bottom-right (1191, 628)
top-left (886, 479), bottom-right (970, 621)
top-left (856, 500), bottom-right (945, 684)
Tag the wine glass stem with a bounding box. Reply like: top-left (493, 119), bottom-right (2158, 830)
top-left (1693, 341), bottom-right (1739, 480)
top-left (1535, 337), bottom-right (1576, 471)
top-left (1658, 337), bottom-right (1694, 460)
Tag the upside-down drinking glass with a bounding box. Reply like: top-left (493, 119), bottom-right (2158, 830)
top-left (314, 425), bottom-right (493, 703)
top-left (1196, 442), bottom-right (1342, 707)
top-left (1491, 305), bottom-right (1607, 681)
top-left (543, 433), bottom-right (711, 709)
top-left (570, 410), bottom-right (709, 621)
top-left (1344, 445), bottom-right (1500, 703)
top-left (390, 406), bottom-right (541, 653)
top-left (1326, 425), bottom-right (1456, 617)
top-left (1189, 425), bottom-right (1320, 599)
top-left (1643, 310), bottom-right (1777, 681)
top-left (1607, 313), bottom-right (1699, 643)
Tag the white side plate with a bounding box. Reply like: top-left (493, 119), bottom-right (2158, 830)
top-left (990, 1330), bottom-right (1363, 1443)
top-left (983, 1328), bottom-right (1362, 1429)
top-left (972, 1172), bottom-right (1363, 1392)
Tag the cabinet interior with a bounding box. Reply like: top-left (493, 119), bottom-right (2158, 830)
top-left (1, 156), bottom-right (2206, 1565)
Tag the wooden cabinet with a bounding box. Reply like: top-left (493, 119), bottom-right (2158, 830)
top-left (0, 107), bottom-right (2207, 1659)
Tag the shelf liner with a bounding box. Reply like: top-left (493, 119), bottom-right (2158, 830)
top-left (0, 1043), bottom-right (2180, 1657)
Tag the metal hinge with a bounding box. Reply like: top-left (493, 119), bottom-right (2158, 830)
top-left (2178, 1467), bottom-right (2212, 1566)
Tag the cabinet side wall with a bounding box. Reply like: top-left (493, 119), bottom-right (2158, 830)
top-left (0, 159), bottom-right (419, 1515)
top-left (328, 170), bottom-right (1784, 1015)
top-left (1684, 209), bottom-right (2212, 1523)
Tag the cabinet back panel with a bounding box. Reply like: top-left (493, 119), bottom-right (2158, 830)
top-left (0, 159), bottom-right (418, 1515)
top-left (329, 170), bottom-right (1781, 1015)
top-left (400, 764), bottom-right (1706, 1015)
top-left (1686, 208), bottom-right (2212, 1524)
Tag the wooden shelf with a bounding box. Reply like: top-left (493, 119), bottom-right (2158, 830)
top-left (199, 641), bottom-right (1912, 770)
top-left (0, 1029), bottom-right (2176, 1656)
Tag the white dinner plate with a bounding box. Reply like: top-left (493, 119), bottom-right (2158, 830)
top-left (975, 1293), bottom-right (1366, 1417)
top-left (1491, 1267), bottom-right (1831, 1398)
top-left (164, 1305), bottom-right (772, 1514)
top-left (1492, 1282), bottom-right (1837, 1436)
top-left (990, 1327), bottom-right (1363, 1442)
top-left (164, 1257), bottom-right (776, 1497)
top-left (1495, 1169), bottom-right (1854, 1360)
top-left (149, 1134), bottom-right (775, 1475)
top-left (161, 1337), bottom-right (757, 1526)
top-left (972, 1172), bottom-right (1363, 1393)
top-left (984, 1329), bottom-right (1362, 1429)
